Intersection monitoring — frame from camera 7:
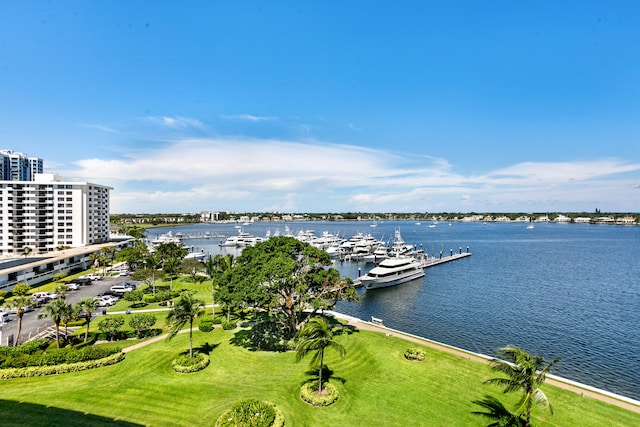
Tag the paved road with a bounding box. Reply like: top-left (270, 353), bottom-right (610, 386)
top-left (0, 275), bottom-right (135, 345)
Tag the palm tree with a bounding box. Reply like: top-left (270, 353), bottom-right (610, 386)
top-left (166, 292), bottom-right (205, 358)
top-left (54, 284), bottom-right (69, 300)
top-left (76, 298), bottom-right (100, 342)
top-left (163, 256), bottom-right (182, 292)
top-left (38, 299), bottom-right (72, 348)
top-left (295, 316), bottom-right (346, 394)
top-left (472, 395), bottom-right (526, 427)
top-left (485, 345), bottom-right (561, 427)
top-left (4, 295), bottom-right (33, 346)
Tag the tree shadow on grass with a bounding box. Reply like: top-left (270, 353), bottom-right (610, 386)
top-left (0, 399), bottom-right (142, 427)
top-left (229, 328), bottom-right (253, 350)
top-left (302, 364), bottom-right (347, 386)
top-left (177, 341), bottom-right (220, 357)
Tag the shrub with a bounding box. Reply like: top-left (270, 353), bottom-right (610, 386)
top-left (299, 381), bottom-right (339, 407)
top-left (215, 398), bottom-right (284, 427)
top-left (221, 320), bottom-right (237, 330)
top-left (171, 352), bottom-right (210, 373)
top-left (198, 319), bottom-right (213, 332)
top-left (97, 316), bottom-right (125, 341)
top-left (0, 352), bottom-right (125, 379)
top-left (403, 348), bottom-right (426, 362)
top-left (245, 321), bottom-right (294, 352)
top-left (128, 313), bottom-right (157, 338)
top-left (0, 345), bottom-right (121, 368)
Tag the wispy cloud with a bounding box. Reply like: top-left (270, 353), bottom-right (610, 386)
top-left (220, 114), bottom-right (278, 122)
top-left (144, 115), bottom-right (206, 130)
top-left (348, 123), bottom-right (363, 132)
top-left (77, 123), bottom-right (118, 133)
top-left (62, 136), bottom-right (640, 213)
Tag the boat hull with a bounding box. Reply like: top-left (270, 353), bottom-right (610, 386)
top-left (361, 269), bottom-right (425, 289)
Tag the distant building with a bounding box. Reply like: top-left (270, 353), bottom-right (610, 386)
top-left (0, 173), bottom-right (112, 256)
top-left (0, 149), bottom-right (43, 181)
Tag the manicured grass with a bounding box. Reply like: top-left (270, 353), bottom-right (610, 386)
top-left (0, 326), bottom-right (638, 426)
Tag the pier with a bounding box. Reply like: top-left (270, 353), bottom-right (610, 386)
top-left (352, 251), bottom-right (471, 287)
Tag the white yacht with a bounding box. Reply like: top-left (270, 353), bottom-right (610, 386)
top-left (359, 256), bottom-right (425, 289)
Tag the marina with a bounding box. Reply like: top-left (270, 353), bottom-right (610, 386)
top-left (147, 220), bottom-right (640, 402)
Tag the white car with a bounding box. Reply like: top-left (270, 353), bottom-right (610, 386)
top-left (83, 273), bottom-right (102, 280)
top-left (96, 295), bottom-right (117, 307)
top-left (110, 285), bottom-right (133, 294)
top-left (67, 283), bottom-right (80, 291)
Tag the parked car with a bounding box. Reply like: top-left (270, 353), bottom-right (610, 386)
top-left (0, 311), bottom-right (9, 323)
top-left (82, 273), bottom-right (102, 281)
top-left (32, 292), bottom-right (60, 302)
top-left (118, 270), bottom-right (130, 276)
top-left (1, 305), bottom-right (34, 314)
top-left (95, 295), bottom-right (117, 307)
top-left (110, 285), bottom-right (133, 294)
top-left (66, 283), bottom-right (80, 291)
top-left (70, 277), bottom-right (92, 286)
top-left (123, 282), bottom-right (137, 290)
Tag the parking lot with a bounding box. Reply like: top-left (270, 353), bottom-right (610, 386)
top-left (0, 275), bottom-right (137, 345)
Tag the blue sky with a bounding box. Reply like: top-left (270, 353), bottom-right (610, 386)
top-left (1, 1), bottom-right (639, 214)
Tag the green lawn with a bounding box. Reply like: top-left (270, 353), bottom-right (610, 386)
top-left (0, 326), bottom-right (638, 427)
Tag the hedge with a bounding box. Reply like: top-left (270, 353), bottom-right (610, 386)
top-left (0, 352), bottom-right (125, 379)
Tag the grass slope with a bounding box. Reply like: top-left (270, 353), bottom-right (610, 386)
top-left (0, 327), bottom-right (638, 426)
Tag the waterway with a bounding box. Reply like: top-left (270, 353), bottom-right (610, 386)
top-left (147, 220), bottom-right (640, 401)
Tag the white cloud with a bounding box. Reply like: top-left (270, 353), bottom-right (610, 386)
top-left (220, 114), bottom-right (278, 122)
top-left (61, 136), bottom-right (640, 213)
top-left (77, 123), bottom-right (118, 133)
top-left (144, 115), bottom-right (206, 130)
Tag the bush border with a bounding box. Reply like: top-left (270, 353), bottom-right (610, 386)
top-left (0, 352), bottom-right (125, 379)
top-left (299, 381), bottom-right (339, 407)
top-left (215, 399), bottom-right (284, 427)
top-left (171, 352), bottom-right (210, 373)
top-left (403, 347), bottom-right (426, 362)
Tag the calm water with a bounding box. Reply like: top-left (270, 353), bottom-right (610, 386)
top-left (148, 220), bottom-right (640, 401)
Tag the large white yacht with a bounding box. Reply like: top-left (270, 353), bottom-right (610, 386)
top-left (359, 256), bottom-right (425, 289)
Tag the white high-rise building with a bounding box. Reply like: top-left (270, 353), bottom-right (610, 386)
top-left (0, 173), bottom-right (112, 256)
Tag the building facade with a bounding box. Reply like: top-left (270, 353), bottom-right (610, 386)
top-left (0, 150), bottom-right (43, 181)
top-left (0, 174), bottom-right (112, 256)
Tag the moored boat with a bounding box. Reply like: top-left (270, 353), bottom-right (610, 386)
top-left (359, 256), bottom-right (425, 289)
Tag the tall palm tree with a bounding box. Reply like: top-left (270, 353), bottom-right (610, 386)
top-left (166, 292), bottom-right (205, 358)
top-left (4, 295), bottom-right (33, 346)
top-left (163, 256), bottom-right (182, 292)
top-left (295, 316), bottom-right (346, 394)
top-left (76, 298), bottom-right (100, 342)
top-left (472, 395), bottom-right (526, 427)
top-left (485, 345), bottom-right (561, 427)
top-left (38, 299), bottom-right (72, 348)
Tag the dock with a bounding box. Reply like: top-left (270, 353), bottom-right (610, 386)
top-left (352, 252), bottom-right (471, 288)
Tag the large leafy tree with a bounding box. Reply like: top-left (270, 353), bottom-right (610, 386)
top-left (227, 236), bottom-right (358, 338)
top-left (166, 292), bottom-right (205, 358)
top-left (485, 345), bottom-right (561, 427)
top-left (76, 298), bottom-right (100, 342)
top-left (116, 240), bottom-right (149, 271)
top-left (295, 316), bottom-right (346, 394)
top-left (38, 299), bottom-right (72, 348)
top-left (204, 254), bottom-right (235, 322)
top-left (4, 294), bottom-right (33, 346)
